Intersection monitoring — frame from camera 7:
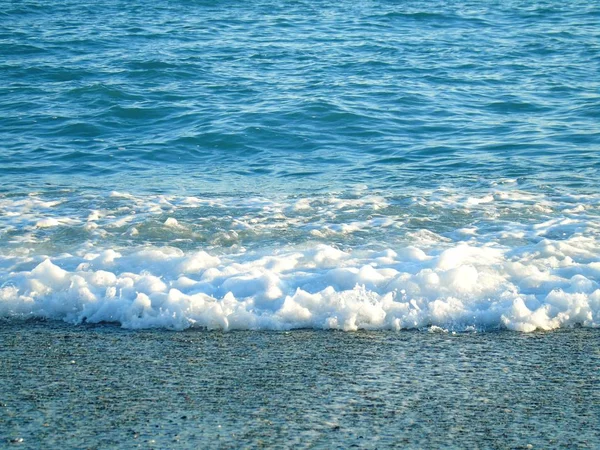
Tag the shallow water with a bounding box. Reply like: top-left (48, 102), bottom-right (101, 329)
top-left (1, 321), bottom-right (598, 448)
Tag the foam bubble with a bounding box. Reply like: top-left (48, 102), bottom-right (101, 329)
top-left (35, 218), bottom-right (61, 228)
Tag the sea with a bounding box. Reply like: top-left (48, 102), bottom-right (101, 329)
top-left (1, 0), bottom-right (599, 448)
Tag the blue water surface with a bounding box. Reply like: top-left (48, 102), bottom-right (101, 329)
top-left (1, 0), bottom-right (599, 196)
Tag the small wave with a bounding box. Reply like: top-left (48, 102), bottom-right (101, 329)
top-left (1, 238), bottom-right (598, 332)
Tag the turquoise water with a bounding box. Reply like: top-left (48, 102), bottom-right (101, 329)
top-left (2, 0), bottom-right (599, 195)
top-left (2, 0), bottom-right (600, 332)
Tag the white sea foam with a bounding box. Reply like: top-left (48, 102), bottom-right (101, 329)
top-left (1, 237), bottom-right (598, 332)
top-left (1, 186), bottom-right (599, 331)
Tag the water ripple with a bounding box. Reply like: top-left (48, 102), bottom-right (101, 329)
top-left (0, 0), bottom-right (599, 197)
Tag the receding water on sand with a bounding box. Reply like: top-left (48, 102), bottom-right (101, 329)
top-left (1, 320), bottom-right (598, 448)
